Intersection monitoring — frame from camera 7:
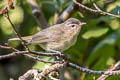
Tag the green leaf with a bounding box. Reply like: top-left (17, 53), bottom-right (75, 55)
top-left (109, 19), bottom-right (120, 30)
top-left (86, 45), bottom-right (115, 67)
top-left (86, 31), bottom-right (120, 66)
top-left (107, 75), bottom-right (120, 80)
top-left (85, 45), bottom-right (115, 80)
top-left (109, 6), bottom-right (120, 15)
top-left (88, 0), bottom-right (101, 3)
top-left (0, 6), bottom-right (24, 35)
top-left (36, 0), bottom-right (43, 4)
top-left (40, 1), bottom-right (59, 10)
top-left (32, 61), bottom-right (45, 69)
top-left (32, 57), bottom-right (53, 69)
top-left (92, 31), bottom-right (120, 53)
top-left (82, 27), bottom-right (109, 39)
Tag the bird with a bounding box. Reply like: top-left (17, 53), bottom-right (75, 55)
top-left (9, 18), bottom-right (86, 53)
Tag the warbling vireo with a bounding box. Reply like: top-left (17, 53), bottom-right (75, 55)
top-left (9, 18), bottom-right (86, 52)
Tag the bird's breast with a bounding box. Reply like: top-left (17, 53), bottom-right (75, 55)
top-left (40, 35), bottom-right (78, 52)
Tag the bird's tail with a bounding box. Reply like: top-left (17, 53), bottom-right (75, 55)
top-left (8, 36), bottom-right (32, 42)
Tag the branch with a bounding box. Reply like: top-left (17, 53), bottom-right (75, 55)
top-left (4, 10), bottom-right (30, 51)
top-left (0, 0), bottom-right (30, 52)
top-left (8, 0), bottom-right (14, 9)
top-left (97, 61), bottom-right (120, 80)
top-left (0, 7), bottom-right (7, 15)
top-left (30, 51), bottom-right (66, 57)
top-left (68, 62), bottom-right (120, 75)
top-left (19, 63), bottom-right (66, 80)
top-left (24, 54), bottom-right (62, 64)
top-left (0, 44), bottom-right (18, 51)
top-left (19, 61), bottom-right (120, 80)
top-left (1, 1), bottom-right (120, 79)
top-left (56, 3), bottom-right (78, 24)
top-left (2, 1), bottom-right (60, 64)
top-left (19, 69), bottom-right (39, 80)
top-left (0, 45), bottom-right (63, 63)
top-left (26, 0), bottom-right (49, 29)
top-left (73, 0), bottom-right (120, 18)
top-left (37, 62), bottom-right (66, 79)
top-left (0, 45), bottom-right (66, 59)
top-left (1, 45), bottom-right (120, 75)
top-left (0, 50), bottom-right (61, 64)
top-left (0, 51), bottom-right (26, 60)
top-left (0, 0), bottom-right (14, 14)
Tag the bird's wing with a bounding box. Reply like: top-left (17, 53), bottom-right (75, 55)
top-left (29, 31), bottom-right (52, 44)
top-left (29, 25), bottom-right (63, 44)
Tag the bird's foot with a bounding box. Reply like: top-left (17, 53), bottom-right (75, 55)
top-left (47, 49), bottom-right (62, 60)
top-left (47, 49), bottom-right (62, 56)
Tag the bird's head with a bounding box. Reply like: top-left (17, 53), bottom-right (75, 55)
top-left (63, 18), bottom-right (86, 36)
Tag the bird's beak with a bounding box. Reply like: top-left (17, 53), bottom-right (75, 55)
top-left (80, 22), bottom-right (86, 26)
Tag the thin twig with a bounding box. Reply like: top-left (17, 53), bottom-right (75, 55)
top-left (0, 49), bottom-right (61, 64)
top-left (19, 69), bottom-right (59, 80)
top-left (56, 3), bottom-right (78, 24)
top-left (0, 45), bottom-right (17, 51)
top-left (97, 61), bottom-right (120, 80)
top-left (19, 62), bottom-right (120, 80)
top-left (73, 0), bottom-right (120, 18)
top-left (0, 51), bottom-right (62, 64)
top-left (19, 63), bottom-right (66, 80)
top-left (24, 54), bottom-right (62, 64)
top-left (0, 51), bottom-right (26, 60)
top-left (37, 62), bottom-right (66, 79)
top-left (4, 10), bottom-right (30, 51)
top-left (0, 0), bottom-right (14, 15)
top-left (0, 45), bottom-right (66, 58)
top-left (68, 62), bottom-right (120, 75)
top-left (1, 45), bottom-right (120, 75)
top-left (8, 0), bottom-right (14, 9)
top-left (1, 48), bottom-right (120, 75)
top-left (30, 51), bottom-right (66, 57)
top-left (27, 0), bottom-right (49, 29)
top-left (0, 6), bottom-right (7, 14)
top-left (4, 43), bottom-right (19, 51)
top-left (32, 9), bottom-right (49, 29)
top-left (1, 1), bottom-right (120, 78)
top-left (93, 3), bottom-right (120, 18)
top-left (0, 45), bottom-right (64, 63)
top-left (19, 69), bottom-right (39, 80)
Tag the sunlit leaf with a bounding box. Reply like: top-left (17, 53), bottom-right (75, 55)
top-left (82, 27), bottom-right (109, 39)
top-left (86, 45), bottom-right (115, 67)
top-left (107, 1), bottom-right (120, 12)
top-left (0, 6), bottom-right (24, 35)
top-left (32, 57), bottom-right (52, 69)
top-left (32, 61), bottom-right (45, 69)
top-left (40, 1), bottom-right (58, 10)
top-left (88, 0), bottom-right (101, 3)
top-left (86, 31), bottom-right (120, 66)
top-left (22, 0), bottom-right (31, 14)
top-left (92, 31), bottom-right (120, 53)
top-left (109, 19), bottom-right (120, 30)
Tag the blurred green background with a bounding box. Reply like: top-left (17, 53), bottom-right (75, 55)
top-left (0, 0), bottom-right (120, 80)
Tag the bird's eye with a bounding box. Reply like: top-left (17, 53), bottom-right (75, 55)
top-left (71, 24), bottom-right (75, 27)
